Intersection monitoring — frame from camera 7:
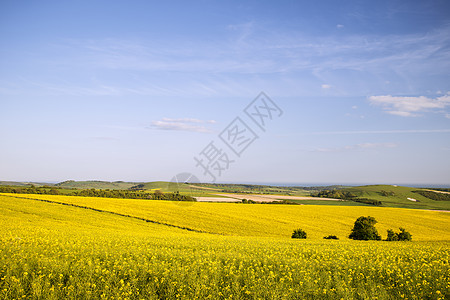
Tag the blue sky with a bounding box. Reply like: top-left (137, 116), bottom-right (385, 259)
top-left (1, 0), bottom-right (449, 185)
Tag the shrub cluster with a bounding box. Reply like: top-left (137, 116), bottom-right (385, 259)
top-left (412, 190), bottom-right (450, 201)
top-left (291, 228), bottom-right (307, 239)
top-left (292, 217), bottom-right (412, 241)
top-left (379, 190), bottom-right (396, 197)
top-left (241, 199), bottom-right (257, 204)
top-left (352, 198), bottom-right (382, 206)
top-left (349, 216), bottom-right (381, 240)
top-left (386, 228), bottom-right (412, 241)
top-left (312, 189), bottom-right (382, 206)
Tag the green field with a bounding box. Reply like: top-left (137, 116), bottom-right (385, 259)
top-left (340, 185), bottom-right (450, 210)
top-left (1, 193), bottom-right (449, 299)
top-left (55, 180), bottom-right (141, 190)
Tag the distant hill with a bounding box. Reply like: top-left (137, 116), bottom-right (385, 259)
top-left (128, 181), bottom-right (171, 191)
top-left (0, 180), bottom-right (189, 192)
top-left (0, 181), bottom-right (52, 187)
top-left (55, 180), bottom-right (140, 190)
top-left (338, 185), bottom-right (450, 210)
top-left (55, 180), bottom-right (212, 194)
top-left (1, 180), bottom-right (449, 210)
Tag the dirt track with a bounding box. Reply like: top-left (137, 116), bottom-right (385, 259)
top-left (195, 197), bottom-right (240, 202)
top-left (424, 189), bottom-right (450, 195)
top-left (204, 194), bottom-right (342, 202)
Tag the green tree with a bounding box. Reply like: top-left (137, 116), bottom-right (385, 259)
top-left (349, 216), bottom-right (381, 240)
top-left (386, 228), bottom-right (412, 241)
top-left (291, 228), bottom-right (307, 239)
top-left (397, 228), bottom-right (412, 241)
top-left (48, 188), bottom-right (60, 195)
top-left (386, 229), bottom-right (398, 241)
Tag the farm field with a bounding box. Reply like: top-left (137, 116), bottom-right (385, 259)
top-left (338, 185), bottom-right (450, 210)
top-left (3, 182), bottom-right (450, 210)
top-left (3, 193), bottom-right (449, 240)
top-left (210, 194), bottom-right (343, 202)
top-left (1, 193), bottom-right (449, 299)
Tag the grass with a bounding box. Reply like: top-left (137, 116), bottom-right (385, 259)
top-left (0, 181), bottom-right (45, 187)
top-left (1, 194), bottom-right (449, 299)
top-left (341, 185), bottom-right (450, 210)
top-left (55, 180), bottom-right (139, 190)
top-left (129, 182), bottom-right (225, 197)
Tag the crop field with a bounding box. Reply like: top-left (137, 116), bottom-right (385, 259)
top-left (1, 193), bottom-right (449, 299)
top-left (3, 193), bottom-right (449, 240)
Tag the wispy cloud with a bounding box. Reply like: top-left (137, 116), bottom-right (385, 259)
top-left (151, 118), bottom-right (216, 133)
top-left (161, 118), bottom-right (216, 124)
top-left (76, 25), bottom-right (449, 76)
top-left (313, 142), bottom-right (397, 153)
top-left (2, 24), bottom-right (450, 98)
top-left (304, 129), bottom-right (450, 135)
top-left (369, 94), bottom-right (450, 117)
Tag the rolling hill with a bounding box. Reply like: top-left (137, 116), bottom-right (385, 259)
top-left (1, 181), bottom-right (450, 209)
top-left (338, 185), bottom-right (450, 210)
top-left (55, 180), bottom-right (140, 190)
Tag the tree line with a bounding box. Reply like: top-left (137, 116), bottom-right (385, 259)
top-left (292, 216), bottom-right (412, 241)
top-left (412, 190), bottom-right (450, 201)
top-left (0, 185), bottom-right (196, 201)
top-left (312, 190), bottom-right (382, 206)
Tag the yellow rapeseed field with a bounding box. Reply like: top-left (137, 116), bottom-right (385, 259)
top-left (3, 193), bottom-right (449, 240)
top-left (1, 194), bottom-right (449, 299)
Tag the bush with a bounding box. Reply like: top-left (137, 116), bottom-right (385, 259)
top-left (386, 229), bottom-right (399, 241)
top-left (323, 235), bottom-right (339, 240)
top-left (386, 228), bottom-right (412, 241)
top-left (353, 198), bottom-right (382, 206)
top-left (291, 228), bottom-right (307, 239)
top-left (379, 190), bottom-right (396, 197)
top-left (397, 228), bottom-right (412, 241)
top-left (412, 190), bottom-right (450, 201)
top-left (349, 216), bottom-right (381, 240)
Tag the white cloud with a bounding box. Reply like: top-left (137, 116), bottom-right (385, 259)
top-left (321, 84), bottom-right (331, 89)
top-left (386, 110), bottom-right (416, 117)
top-left (161, 118), bottom-right (216, 124)
top-left (336, 24), bottom-right (344, 29)
top-left (369, 94), bottom-right (450, 117)
top-left (151, 118), bottom-right (216, 133)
